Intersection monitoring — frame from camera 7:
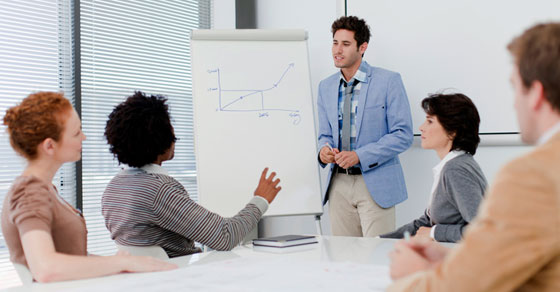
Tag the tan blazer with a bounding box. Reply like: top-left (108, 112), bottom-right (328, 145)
top-left (389, 133), bottom-right (560, 292)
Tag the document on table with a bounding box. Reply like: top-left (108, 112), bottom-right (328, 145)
top-left (78, 257), bottom-right (391, 291)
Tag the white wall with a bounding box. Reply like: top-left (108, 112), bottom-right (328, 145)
top-left (213, 0), bottom-right (536, 237)
top-left (347, 0), bottom-right (560, 134)
top-left (213, 0), bottom-right (236, 29)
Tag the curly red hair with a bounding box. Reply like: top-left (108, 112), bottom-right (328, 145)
top-left (3, 92), bottom-right (72, 160)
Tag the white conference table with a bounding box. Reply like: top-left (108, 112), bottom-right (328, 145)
top-left (6, 236), bottom-right (405, 292)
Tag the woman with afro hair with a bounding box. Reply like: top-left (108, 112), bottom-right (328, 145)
top-left (102, 91), bottom-right (282, 257)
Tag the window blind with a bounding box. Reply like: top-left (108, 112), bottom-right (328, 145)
top-left (0, 0), bottom-right (75, 288)
top-left (80, 0), bottom-right (211, 255)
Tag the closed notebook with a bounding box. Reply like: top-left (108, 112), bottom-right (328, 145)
top-left (252, 235), bottom-right (318, 247)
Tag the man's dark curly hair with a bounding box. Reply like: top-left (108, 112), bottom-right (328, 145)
top-left (105, 91), bottom-right (177, 167)
top-left (331, 16), bottom-right (371, 48)
top-left (421, 93), bottom-right (481, 155)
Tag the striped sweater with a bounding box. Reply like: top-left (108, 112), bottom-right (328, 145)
top-left (102, 164), bottom-right (268, 257)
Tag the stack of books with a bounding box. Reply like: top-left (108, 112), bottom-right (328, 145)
top-left (252, 235), bottom-right (318, 253)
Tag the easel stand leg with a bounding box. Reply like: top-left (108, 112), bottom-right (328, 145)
top-left (315, 215), bottom-right (323, 235)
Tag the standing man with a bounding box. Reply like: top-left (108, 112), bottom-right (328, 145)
top-left (389, 22), bottom-right (560, 291)
top-left (317, 16), bottom-right (413, 237)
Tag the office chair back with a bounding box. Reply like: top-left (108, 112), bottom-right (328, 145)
top-left (115, 244), bottom-right (169, 260)
top-left (12, 262), bottom-right (33, 285)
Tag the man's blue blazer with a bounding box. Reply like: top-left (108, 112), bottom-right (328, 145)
top-left (317, 61), bottom-right (413, 208)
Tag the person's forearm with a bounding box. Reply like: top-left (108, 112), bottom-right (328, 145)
top-left (206, 201), bottom-right (263, 251)
top-left (31, 253), bottom-right (127, 283)
top-left (433, 223), bottom-right (465, 243)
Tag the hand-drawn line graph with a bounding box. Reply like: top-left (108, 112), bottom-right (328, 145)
top-left (206, 63), bottom-right (301, 125)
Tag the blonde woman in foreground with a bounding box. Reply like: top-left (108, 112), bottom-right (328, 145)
top-left (1, 92), bottom-right (176, 283)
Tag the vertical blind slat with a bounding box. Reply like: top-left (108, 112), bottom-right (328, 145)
top-left (0, 0), bottom-right (75, 289)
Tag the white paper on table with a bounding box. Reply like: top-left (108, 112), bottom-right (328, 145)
top-left (75, 257), bottom-right (391, 292)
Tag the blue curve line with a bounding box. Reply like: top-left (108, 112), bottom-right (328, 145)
top-left (221, 109), bottom-right (300, 112)
top-left (273, 63), bottom-right (294, 87)
top-left (218, 68), bottom-right (222, 110)
top-left (219, 63), bottom-right (296, 111)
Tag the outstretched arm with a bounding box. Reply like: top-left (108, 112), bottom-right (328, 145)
top-left (22, 230), bottom-right (176, 283)
top-left (154, 168), bottom-right (282, 251)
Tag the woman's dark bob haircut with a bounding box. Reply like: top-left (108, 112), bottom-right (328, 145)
top-left (105, 91), bottom-right (177, 167)
top-left (421, 93), bottom-right (481, 155)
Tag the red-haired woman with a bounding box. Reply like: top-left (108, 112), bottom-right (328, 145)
top-left (1, 92), bottom-right (176, 283)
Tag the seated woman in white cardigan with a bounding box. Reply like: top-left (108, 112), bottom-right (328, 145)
top-left (381, 93), bottom-right (487, 243)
